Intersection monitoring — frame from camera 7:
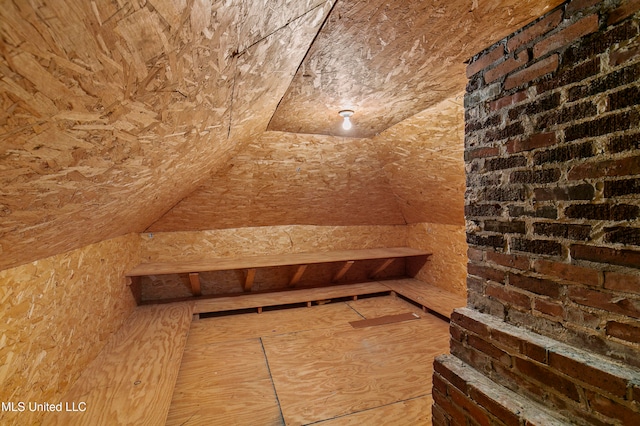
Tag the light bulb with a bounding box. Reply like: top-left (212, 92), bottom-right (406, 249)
top-left (339, 110), bottom-right (354, 131)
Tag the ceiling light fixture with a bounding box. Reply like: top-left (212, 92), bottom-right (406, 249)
top-left (339, 110), bottom-right (354, 130)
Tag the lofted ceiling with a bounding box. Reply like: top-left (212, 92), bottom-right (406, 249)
top-left (0, 0), bottom-right (563, 271)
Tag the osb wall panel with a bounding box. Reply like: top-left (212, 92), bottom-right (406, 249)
top-left (408, 223), bottom-right (468, 297)
top-left (269, 0), bottom-right (565, 138)
top-left (372, 95), bottom-right (466, 226)
top-left (147, 132), bottom-right (406, 232)
top-left (140, 225), bottom-right (408, 263)
top-left (0, 234), bottom-right (140, 425)
top-left (0, 0), bottom-right (331, 271)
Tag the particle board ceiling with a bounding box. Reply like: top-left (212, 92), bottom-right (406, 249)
top-left (0, 0), bottom-right (564, 270)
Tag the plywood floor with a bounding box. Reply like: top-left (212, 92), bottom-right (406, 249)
top-left (166, 295), bottom-right (450, 425)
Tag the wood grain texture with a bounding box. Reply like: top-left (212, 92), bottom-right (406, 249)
top-left (313, 395), bottom-right (433, 425)
top-left (193, 281), bottom-right (391, 314)
top-left (407, 222), bottom-right (468, 297)
top-left (146, 132), bottom-right (406, 232)
top-left (383, 278), bottom-right (467, 319)
top-left (0, 235), bottom-right (139, 426)
top-left (188, 302), bottom-right (362, 346)
top-left (139, 226), bottom-right (408, 264)
top-left (262, 314), bottom-right (450, 425)
top-left (166, 339), bottom-right (282, 426)
top-left (269, 0), bottom-right (564, 137)
top-left (43, 303), bottom-right (192, 426)
top-left (0, 0), bottom-right (332, 270)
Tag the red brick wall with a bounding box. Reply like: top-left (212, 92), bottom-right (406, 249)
top-left (464, 0), bottom-right (640, 366)
top-left (435, 1), bottom-right (640, 424)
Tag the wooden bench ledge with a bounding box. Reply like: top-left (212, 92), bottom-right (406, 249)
top-left (126, 247), bottom-right (430, 277)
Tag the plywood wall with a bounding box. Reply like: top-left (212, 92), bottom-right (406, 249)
top-left (408, 223), bottom-right (468, 297)
top-left (141, 225), bottom-right (408, 263)
top-left (0, 234), bottom-right (140, 425)
top-left (147, 132), bottom-right (406, 232)
top-left (0, 0), bottom-right (332, 271)
top-left (372, 94), bottom-right (467, 226)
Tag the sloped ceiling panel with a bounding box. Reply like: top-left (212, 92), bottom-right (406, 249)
top-left (373, 94), bottom-right (466, 226)
top-left (0, 0), bottom-right (333, 270)
top-left (146, 131), bottom-right (406, 232)
top-left (268, 0), bottom-right (564, 138)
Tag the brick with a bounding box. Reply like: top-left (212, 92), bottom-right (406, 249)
top-left (467, 45), bottom-right (506, 78)
top-left (533, 141), bottom-right (593, 165)
top-left (510, 168), bottom-right (561, 184)
top-left (450, 323), bottom-right (465, 343)
top-left (572, 244), bottom-right (640, 268)
top-left (486, 283), bottom-right (531, 310)
top-left (566, 0), bottom-right (601, 14)
top-left (448, 385), bottom-right (492, 426)
top-left (511, 238), bottom-right (562, 256)
top-left (548, 351), bottom-right (629, 398)
top-left (484, 155), bottom-right (527, 171)
top-left (568, 62), bottom-right (640, 101)
top-left (489, 90), bottom-right (527, 111)
top-left (610, 42), bottom-right (640, 66)
top-left (533, 222), bottom-right (591, 241)
top-left (467, 334), bottom-right (512, 366)
top-left (513, 357), bottom-right (581, 401)
top-left (485, 50), bottom-right (529, 84)
top-left (565, 110), bottom-right (640, 142)
top-left (507, 132), bottom-right (557, 153)
top-left (451, 311), bottom-right (490, 338)
top-left (467, 276), bottom-right (484, 295)
top-left (533, 259), bottom-right (601, 286)
top-left (609, 86), bottom-right (640, 111)
top-left (486, 251), bottom-right (530, 271)
top-left (608, 133), bottom-right (640, 154)
top-left (485, 122), bottom-right (525, 142)
top-left (489, 327), bottom-right (523, 353)
top-left (522, 340), bottom-right (549, 364)
top-left (465, 146), bottom-right (500, 162)
top-left (604, 271), bottom-right (640, 293)
top-left (534, 184), bottom-right (595, 202)
top-left (536, 101), bottom-right (598, 129)
top-left (586, 389), bottom-right (640, 424)
top-left (468, 263), bottom-right (506, 283)
top-left (509, 273), bottom-right (561, 298)
top-left (604, 178), bottom-right (640, 198)
top-left (465, 82), bottom-right (502, 108)
top-left (467, 234), bottom-right (505, 250)
top-left (431, 403), bottom-right (450, 426)
top-left (508, 10), bottom-right (564, 52)
top-left (467, 386), bottom-right (521, 426)
top-left (466, 114), bottom-right (501, 134)
top-left (468, 247), bottom-right (484, 262)
top-left (569, 155), bottom-right (640, 180)
top-left (564, 203), bottom-right (639, 221)
top-left (481, 186), bottom-right (526, 202)
top-left (484, 220), bottom-right (526, 234)
top-left (604, 226), bottom-right (640, 246)
top-left (606, 320), bottom-right (640, 344)
top-left (607, 0), bottom-right (640, 25)
top-left (533, 14), bottom-right (600, 58)
top-left (568, 286), bottom-right (640, 319)
top-left (465, 204), bottom-right (503, 217)
top-left (505, 54), bottom-right (559, 90)
top-left (509, 92), bottom-right (562, 121)
top-left (536, 56), bottom-right (601, 94)
top-left (534, 298), bottom-right (565, 319)
top-left (509, 205), bottom-right (558, 219)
